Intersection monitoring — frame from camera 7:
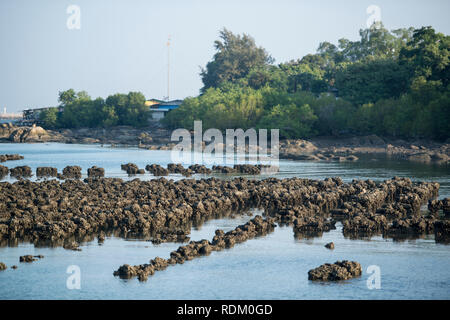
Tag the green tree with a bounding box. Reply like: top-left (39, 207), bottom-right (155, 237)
top-left (200, 28), bottom-right (273, 91)
top-left (39, 108), bottom-right (59, 128)
top-left (335, 59), bottom-right (411, 105)
top-left (399, 26), bottom-right (450, 87)
top-left (123, 92), bottom-right (148, 127)
top-left (258, 103), bottom-right (317, 138)
top-left (58, 89), bottom-right (77, 105)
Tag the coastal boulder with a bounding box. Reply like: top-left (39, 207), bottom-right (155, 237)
top-left (10, 166), bottom-right (32, 178)
top-left (8, 125), bottom-right (48, 142)
top-left (0, 165), bottom-right (8, 178)
top-left (325, 242), bottom-right (335, 249)
top-left (145, 164), bottom-right (168, 176)
top-left (62, 166), bottom-right (82, 179)
top-left (19, 255), bottom-right (36, 263)
top-left (87, 166), bottom-right (105, 178)
top-left (0, 154), bottom-right (24, 162)
top-left (308, 261), bottom-right (362, 281)
top-left (121, 163), bottom-right (144, 175)
top-left (36, 167), bottom-right (58, 177)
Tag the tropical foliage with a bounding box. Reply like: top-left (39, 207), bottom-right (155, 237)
top-left (164, 25), bottom-right (449, 140)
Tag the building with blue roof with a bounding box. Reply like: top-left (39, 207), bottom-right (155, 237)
top-left (146, 99), bottom-right (183, 120)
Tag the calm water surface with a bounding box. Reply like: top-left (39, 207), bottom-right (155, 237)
top-left (0, 143), bottom-right (449, 299)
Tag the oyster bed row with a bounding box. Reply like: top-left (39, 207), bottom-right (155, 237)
top-left (0, 170), bottom-right (448, 281)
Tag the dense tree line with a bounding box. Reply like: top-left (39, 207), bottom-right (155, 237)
top-left (164, 25), bottom-right (449, 140)
top-left (40, 89), bottom-right (149, 128)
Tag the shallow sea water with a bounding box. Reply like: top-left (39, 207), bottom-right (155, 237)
top-left (0, 143), bottom-right (449, 299)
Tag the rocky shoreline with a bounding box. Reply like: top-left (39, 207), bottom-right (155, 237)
top-left (279, 135), bottom-right (450, 164)
top-left (1, 124), bottom-right (449, 164)
top-left (0, 123), bottom-right (172, 146)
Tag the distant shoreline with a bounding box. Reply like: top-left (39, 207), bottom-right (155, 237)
top-left (0, 124), bottom-right (449, 165)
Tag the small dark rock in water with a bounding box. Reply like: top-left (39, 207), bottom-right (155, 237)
top-left (98, 232), bottom-right (105, 244)
top-left (212, 165), bottom-right (235, 174)
top-left (0, 154), bottom-right (24, 162)
top-left (211, 164), bottom-right (271, 175)
top-left (434, 220), bottom-right (450, 243)
top-left (346, 155), bottom-right (359, 161)
top-left (19, 255), bottom-right (37, 263)
top-left (0, 262), bottom-right (7, 270)
top-left (188, 164), bottom-right (212, 174)
top-left (293, 216), bottom-right (336, 238)
top-left (428, 198), bottom-right (450, 216)
top-left (87, 166), bottom-right (105, 178)
top-left (62, 166), bottom-right (82, 179)
top-left (10, 166), bottom-right (32, 178)
top-left (121, 163), bottom-right (144, 175)
top-left (0, 165), bottom-right (8, 178)
top-left (308, 260), bottom-right (362, 281)
top-left (63, 241), bottom-right (82, 251)
top-left (145, 164), bottom-right (168, 176)
top-left (11, 265), bottom-right (18, 269)
top-left (36, 167), bottom-right (58, 177)
top-left (167, 163), bottom-right (192, 176)
top-left (234, 164), bottom-right (261, 175)
top-left (325, 242), bottom-right (335, 249)
top-left (113, 264), bottom-right (140, 279)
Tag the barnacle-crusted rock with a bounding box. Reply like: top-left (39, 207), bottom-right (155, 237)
top-left (62, 166), bottom-right (82, 179)
top-left (434, 220), bottom-right (450, 243)
top-left (114, 216), bottom-right (276, 281)
top-left (145, 164), bottom-right (168, 176)
top-left (308, 261), bottom-right (362, 281)
top-left (121, 163), bottom-right (144, 175)
top-left (0, 154), bottom-right (24, 162)
top-left (0, 165), bottom-right (8, 178)
top-left (63, 241), bottom-right (82, 251)
top-left (428, 198), bottom-right (450, 216)
top-left (10, 166), bottom-right (32, 178)
top-left (87, 166), bottom-right (105, 178)
top-left (325, 242), bottom-right (335, 249)
top-left (36, 167), bottom-right (58, 177)
top-left (19, 255), bottom-right (36, 263)
top-left (212, 165), bottom-right (236, 174)
top-left (188, 164), bottom-right (212, 174)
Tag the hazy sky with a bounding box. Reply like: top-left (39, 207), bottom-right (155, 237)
top-left (1, 0), bottom-right (449, 112)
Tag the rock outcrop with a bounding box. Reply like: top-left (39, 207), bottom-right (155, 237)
top-left (121, 163), bottom-right (145, 175)
top-left (36, 167), bottom-right (58, 177)
top-left (114, 215), bottom-right (276, 281)
top-left (308, 261), bottom-right (362, 281)
top-left (325, 242), bottom-right (334, 249)
top-left (0, 154), bottom-right (24, 162)
top-left (87, 166), bottom-right (105, 178)
top-left (10, 166), bottom-right (32, 178)
top-left (0, 165), bottom-right (8, 178)
top-left (61, 166), bottom-right (82, 179)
